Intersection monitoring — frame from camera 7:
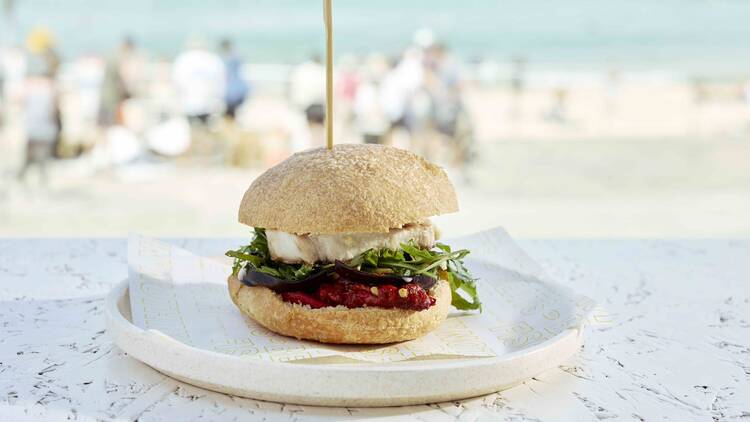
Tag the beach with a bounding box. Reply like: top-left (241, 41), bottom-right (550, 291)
top-left (2, 0), bottom-right (750, 238)
top-left (2, 62), bottom-right (750, 238)
top-left (2, 132), bottom-right (749, 238)
top-left (2, 59), bottom-right (750, 238)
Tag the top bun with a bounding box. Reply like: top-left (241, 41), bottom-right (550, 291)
top-left (238, 144), bottom-right (458, 234)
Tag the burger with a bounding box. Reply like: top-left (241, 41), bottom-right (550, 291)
top-left (226, 144), bottom-right (480, 344)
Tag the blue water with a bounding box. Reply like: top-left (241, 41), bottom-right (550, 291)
top-left (9, 0), bottom-right (750, 74)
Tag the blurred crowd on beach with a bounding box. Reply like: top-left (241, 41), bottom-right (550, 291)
top-left (4, 24), bottom-right (750, 189)
top-left (1, 26), bottom-right (485, 188)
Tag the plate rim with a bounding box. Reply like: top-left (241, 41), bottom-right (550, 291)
top-left (106, 278), bottom-right (582, 371)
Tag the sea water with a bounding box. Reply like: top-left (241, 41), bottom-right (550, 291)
top-left (6, 0), bottom-right (750, 76)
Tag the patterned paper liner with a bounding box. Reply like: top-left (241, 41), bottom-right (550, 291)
top-left (128, 228), bottom-right (597, 363)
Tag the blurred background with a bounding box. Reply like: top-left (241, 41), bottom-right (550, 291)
top-left (1, 0), bottom-right (749, 238)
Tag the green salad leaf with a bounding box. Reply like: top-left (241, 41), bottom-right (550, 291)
top-left (226, 229), bottom-right (322, 280)
top-left (226, 228), bottom-right (481, 311)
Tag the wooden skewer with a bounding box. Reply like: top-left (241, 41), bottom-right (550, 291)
top-left (324, 0), bottom-right (334, 150)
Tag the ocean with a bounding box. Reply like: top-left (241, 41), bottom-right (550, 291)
top-left (7, 0), bottom-right (750, 76)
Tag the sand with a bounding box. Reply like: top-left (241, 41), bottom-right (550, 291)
top-left (1, 136), bottom-right (748, 238)
top-left (1, 76), bottom-right (749, 238)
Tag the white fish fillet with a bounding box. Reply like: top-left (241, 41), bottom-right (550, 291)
top-left (266, 222), bottom-right (435, 264)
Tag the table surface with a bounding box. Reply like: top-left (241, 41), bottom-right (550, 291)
top-left (0, 238), bottom-right (748, 421)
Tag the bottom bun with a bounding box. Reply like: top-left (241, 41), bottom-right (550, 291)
top-left (227, 275), bottom-right (452, 344)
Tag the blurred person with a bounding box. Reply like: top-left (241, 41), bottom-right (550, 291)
top-left (692, 78), bottom-right (709, 106)
top-left (509, 55), bottom-right (526, 120)
top-left (544, 87), bottom-right (569, 124)
top-left (379, 48), bottom-right (424, 147)
top-left (424, 43), bottom-right (475, 169)
top-left (172, 37), bottom-right (225, 125)
top-left (26, 27), bottom-right (59, 78)
top-left (378, 58), bottom-right (406, 145)
top-left (289, 54), bottom-right (325, 147)
top-left (2, 0), bottom-right (19, 45)
top-left (220, 38), bottom-right (249, 120)
top-left (354, 74), bottom-right (388, 145)
top-left (352, 54), bottom-right (389, 145)
top-left (303, 103), bottom-right (326, 147)
top-left (290, 54), bottom-right (324, 111)
top-left (19, 27), bottom-right (62, 171)
top-left (425, 43), bottom-right (461, 136)
top-left (99, 37), bottom-right (137, 127)
top-left (336, 54), bottom-right (359, 104)
top-left (24, 27), bottom-right (61, 158)
top-left (604, 65), bottom-right (621, 117)
top-left (1, 0), bottom-right (18, 100)
top-left (1, 46), bottom-right (26, 131)
top-left (17, 48), bottom-right (59, 185)
top-left (335, 54), bottom-right (360, 138)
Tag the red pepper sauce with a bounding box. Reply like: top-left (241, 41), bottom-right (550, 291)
top-left (280, 279), bottom-right (436, 311)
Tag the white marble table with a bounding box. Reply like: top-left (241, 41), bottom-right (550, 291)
top-left (0, 238), bottom-right (748, 421)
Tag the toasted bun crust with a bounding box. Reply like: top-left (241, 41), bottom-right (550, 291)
top-left (238, 144), bottom-right (458, 234)
top-left (227, 275), bottom-right (452, 344)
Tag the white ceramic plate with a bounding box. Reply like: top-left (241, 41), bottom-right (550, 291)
top-left (105, 279), bottom-right (583, 407)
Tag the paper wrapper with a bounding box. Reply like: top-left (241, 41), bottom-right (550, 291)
top-left (128, 228), bottom-right (596, 363)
